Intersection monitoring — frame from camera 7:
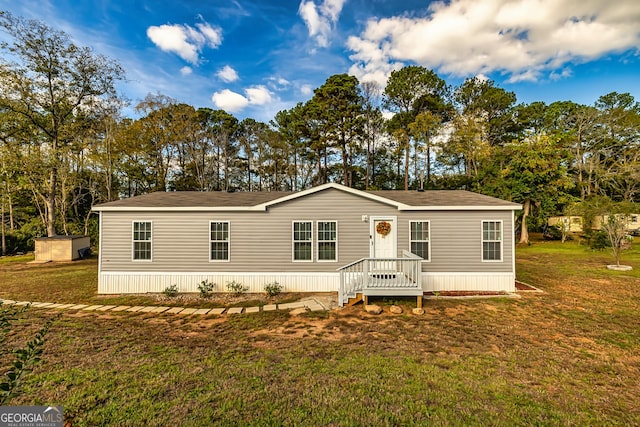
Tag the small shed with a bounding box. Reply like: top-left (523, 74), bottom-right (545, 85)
top-left (34, 235), bottom-right (91, 262)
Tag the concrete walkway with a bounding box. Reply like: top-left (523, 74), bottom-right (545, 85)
top-left (0, 296), bottom-right (334, 316)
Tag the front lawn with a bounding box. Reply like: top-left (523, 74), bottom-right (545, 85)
top-left (2, 238), bottom-right (639, 425)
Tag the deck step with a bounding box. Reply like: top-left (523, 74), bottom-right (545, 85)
top-left (346, 293), bottom-right (363, 307)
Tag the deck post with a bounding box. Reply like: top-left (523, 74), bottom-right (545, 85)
top-left (417, 295), bottom-right (423, 309)
top-left (362, 259), bottom-right (369, 291)
top-left (364, 295), bottom-right (369, 305)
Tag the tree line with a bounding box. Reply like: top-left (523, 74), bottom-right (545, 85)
top-left (0, 12), bottom-right (639, 254)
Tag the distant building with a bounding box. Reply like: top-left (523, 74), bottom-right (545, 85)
top-left (548, 214), bottom-right (640, 233)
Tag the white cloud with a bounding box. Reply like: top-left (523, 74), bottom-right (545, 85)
top-left (147, 21), bottom-right (222, 64)
top-left (180, 66), bottom-right (193, 76)
top-left (245, 85), bottom-right (273, 105)
top-left (211, 86), bottom-right (275, 112)
top-left (298, 0), bottom-right (346, 48)
top-left (217, 65), bottom-right (239, 82)
top-left (549, 68), bottom-right (572, 81)
top-left (300, 84), bottom-right (314, 96)
top-left (211, 89), bottom-right (249, 112)
top-left (196, 22), bottom-right (223, 48)
top-left (267, 76), bottom-right (291, 91)
top-left (347, 0), bottom-right (640, 86)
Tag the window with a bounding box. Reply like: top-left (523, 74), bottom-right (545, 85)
top-left (132, 221), bottom-right (152, 261)
top-left (317, 221), bottom-right (337, 261)
top-left (482, 220), bottom-right (502, 261)
top-left (293, 221), bottom-right (312, 261)
top-left (410, 221), bottom-right (430, 260)
top-left (210, 221), bottom-right (229, 261)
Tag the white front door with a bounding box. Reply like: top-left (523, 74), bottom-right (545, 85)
top-left (371, 217), bottom-right (397, 259)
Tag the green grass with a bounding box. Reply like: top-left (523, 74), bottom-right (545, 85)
top-left (2, 238), bottom-right (640, 425)
top-left (0, 253), bottom-right (34, 264)
top-left (0, 255), bottom-right (301, 308)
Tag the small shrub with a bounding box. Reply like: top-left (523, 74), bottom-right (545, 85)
top-left (542, 225), bottom-right (563, 241)
top-left (589, 231), bottom-right (611, 251)
top-left (264, 282), bottom-right (282, 298)
top-left (1, 303), bottom-right (59, 405)
top-left (163, 284), bottom-right (178, 298)
top-left (226, 280), bottom-right (248, 295)
top-left (197, 279), bottom-right (215, 299)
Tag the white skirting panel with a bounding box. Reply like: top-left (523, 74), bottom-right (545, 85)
top-left (98, 271), bottom-right (340, 294)
top-left (422, 272), bottom-right (515, 292)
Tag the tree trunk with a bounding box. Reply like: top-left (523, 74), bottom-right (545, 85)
top-left (519, 198), bottom-right (530, 244)
top-left (6, 180), bottom-right (13, 230)
top-left (426, 139), bottom-right (431, 187)
top-left (1, 196), bottom-right (5, 256)
top-left (404, 144), bottom-right (409, 190)
top-left (365, 138), bottom-right (371, 190)
top-left (323, 147), bottom-right (328, 184)
top-left (342, 145), bottom-right (349, 186)
top-left (47, 163), bottom-right (57, 236)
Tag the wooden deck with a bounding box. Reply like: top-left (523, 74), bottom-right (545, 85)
top-left (338, 251), bottom-right (423, 306)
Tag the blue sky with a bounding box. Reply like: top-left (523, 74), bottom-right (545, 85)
top-left (1, 0), bottom-right (639, 121)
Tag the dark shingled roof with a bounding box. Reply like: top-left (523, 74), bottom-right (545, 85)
top-left (93, 185), bottom-right (520, 210)
top-left (94, 191), bottom-right (292, 208)
top-left (370, 190), bottom-right (519, 207)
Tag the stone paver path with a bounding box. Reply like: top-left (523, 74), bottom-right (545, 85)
top-left (0, 297), bottom-right (331, 317)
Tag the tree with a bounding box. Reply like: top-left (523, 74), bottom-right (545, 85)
top-left (542, 101), bottom-right (598, 200)
top-left (490, 134), bottom-right (574, 244)
top-left (201, 109), bottom-right (239, 191)
top-left (409, 111), bottom-right (441, 188)
top-left (0, 12), bottom-right (124, 236)
top-left (593, 92), bottom-right (640, 202)
top-left (579, 197), bottom-right (638, 267)
top-left (272, 104), bottom-right (309, 191)
top-left (237, 118), bottom-right (271, 191)
top-left (359, 81), bottom-right (384, 189)
top-left (384, 66), bottom-right (450, 189)
top-left (439, 113), bottom-right (492, 186)
top-left (132, 94), bottom-right (182, 192)
top-left (308, 74), bottom-right (364, 187)
top-left (454, 77), bottom-right (517, 146)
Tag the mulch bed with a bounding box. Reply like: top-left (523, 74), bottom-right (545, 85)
top-left (515, 280), bottom-right (541, 291)
top-left (424, 291), bottom-right (507, 296)
top-left (423, 280), bottom-right (541, 297)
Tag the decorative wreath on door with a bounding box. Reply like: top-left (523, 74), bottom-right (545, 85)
top-left (376, 221), bottom-right (391, 237)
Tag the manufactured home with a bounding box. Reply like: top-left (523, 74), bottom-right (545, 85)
top-left (93, 183), bottom-right (521, 305)
top-left (548, 214), bottom-right (640, 234)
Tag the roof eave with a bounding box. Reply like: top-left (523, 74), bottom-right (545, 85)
top-left (254, 182), bottom-right (410, 210)
top-left (92, 205), bottom-right (268, 212)
top-left (399, 205), bottom-right (522, 211)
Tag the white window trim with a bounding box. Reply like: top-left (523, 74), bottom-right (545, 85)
top-left (131, 220), bottom-right (152, 262)
top-left (409, 220), bottom-right (431, 262)
top-left (481, 220), bottom-right (503, 262)
top-left (209, 221), bottom-right (230, 262)
top-left (316, 220), bottom-right (338, 262)
top-left (292, 221), bottom-right (313, 262)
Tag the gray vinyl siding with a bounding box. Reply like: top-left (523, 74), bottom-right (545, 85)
top-left (100, 188), bottom-right (514, 273)
top-left (401, 211), bottom-right (514, 273)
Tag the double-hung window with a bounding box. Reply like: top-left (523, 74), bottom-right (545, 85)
top-left (210, 221), bottom-right (230, 261)
top-left (410, 221), bottom-right (430, 261)
top-left (482, 220), bottom-right (502, 261)
top-left (317, 221), bottom-right (337, 261)
top-left (132, 221), bottom-right (152, 261)
top-left (293, 221), bottom-right (313, 261)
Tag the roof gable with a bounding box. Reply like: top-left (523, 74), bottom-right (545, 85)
top-left (93, 183), bottom-right (521, 212)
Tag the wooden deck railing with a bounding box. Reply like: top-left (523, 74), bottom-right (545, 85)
top-left (337, 251), bottom-right (423, 306)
